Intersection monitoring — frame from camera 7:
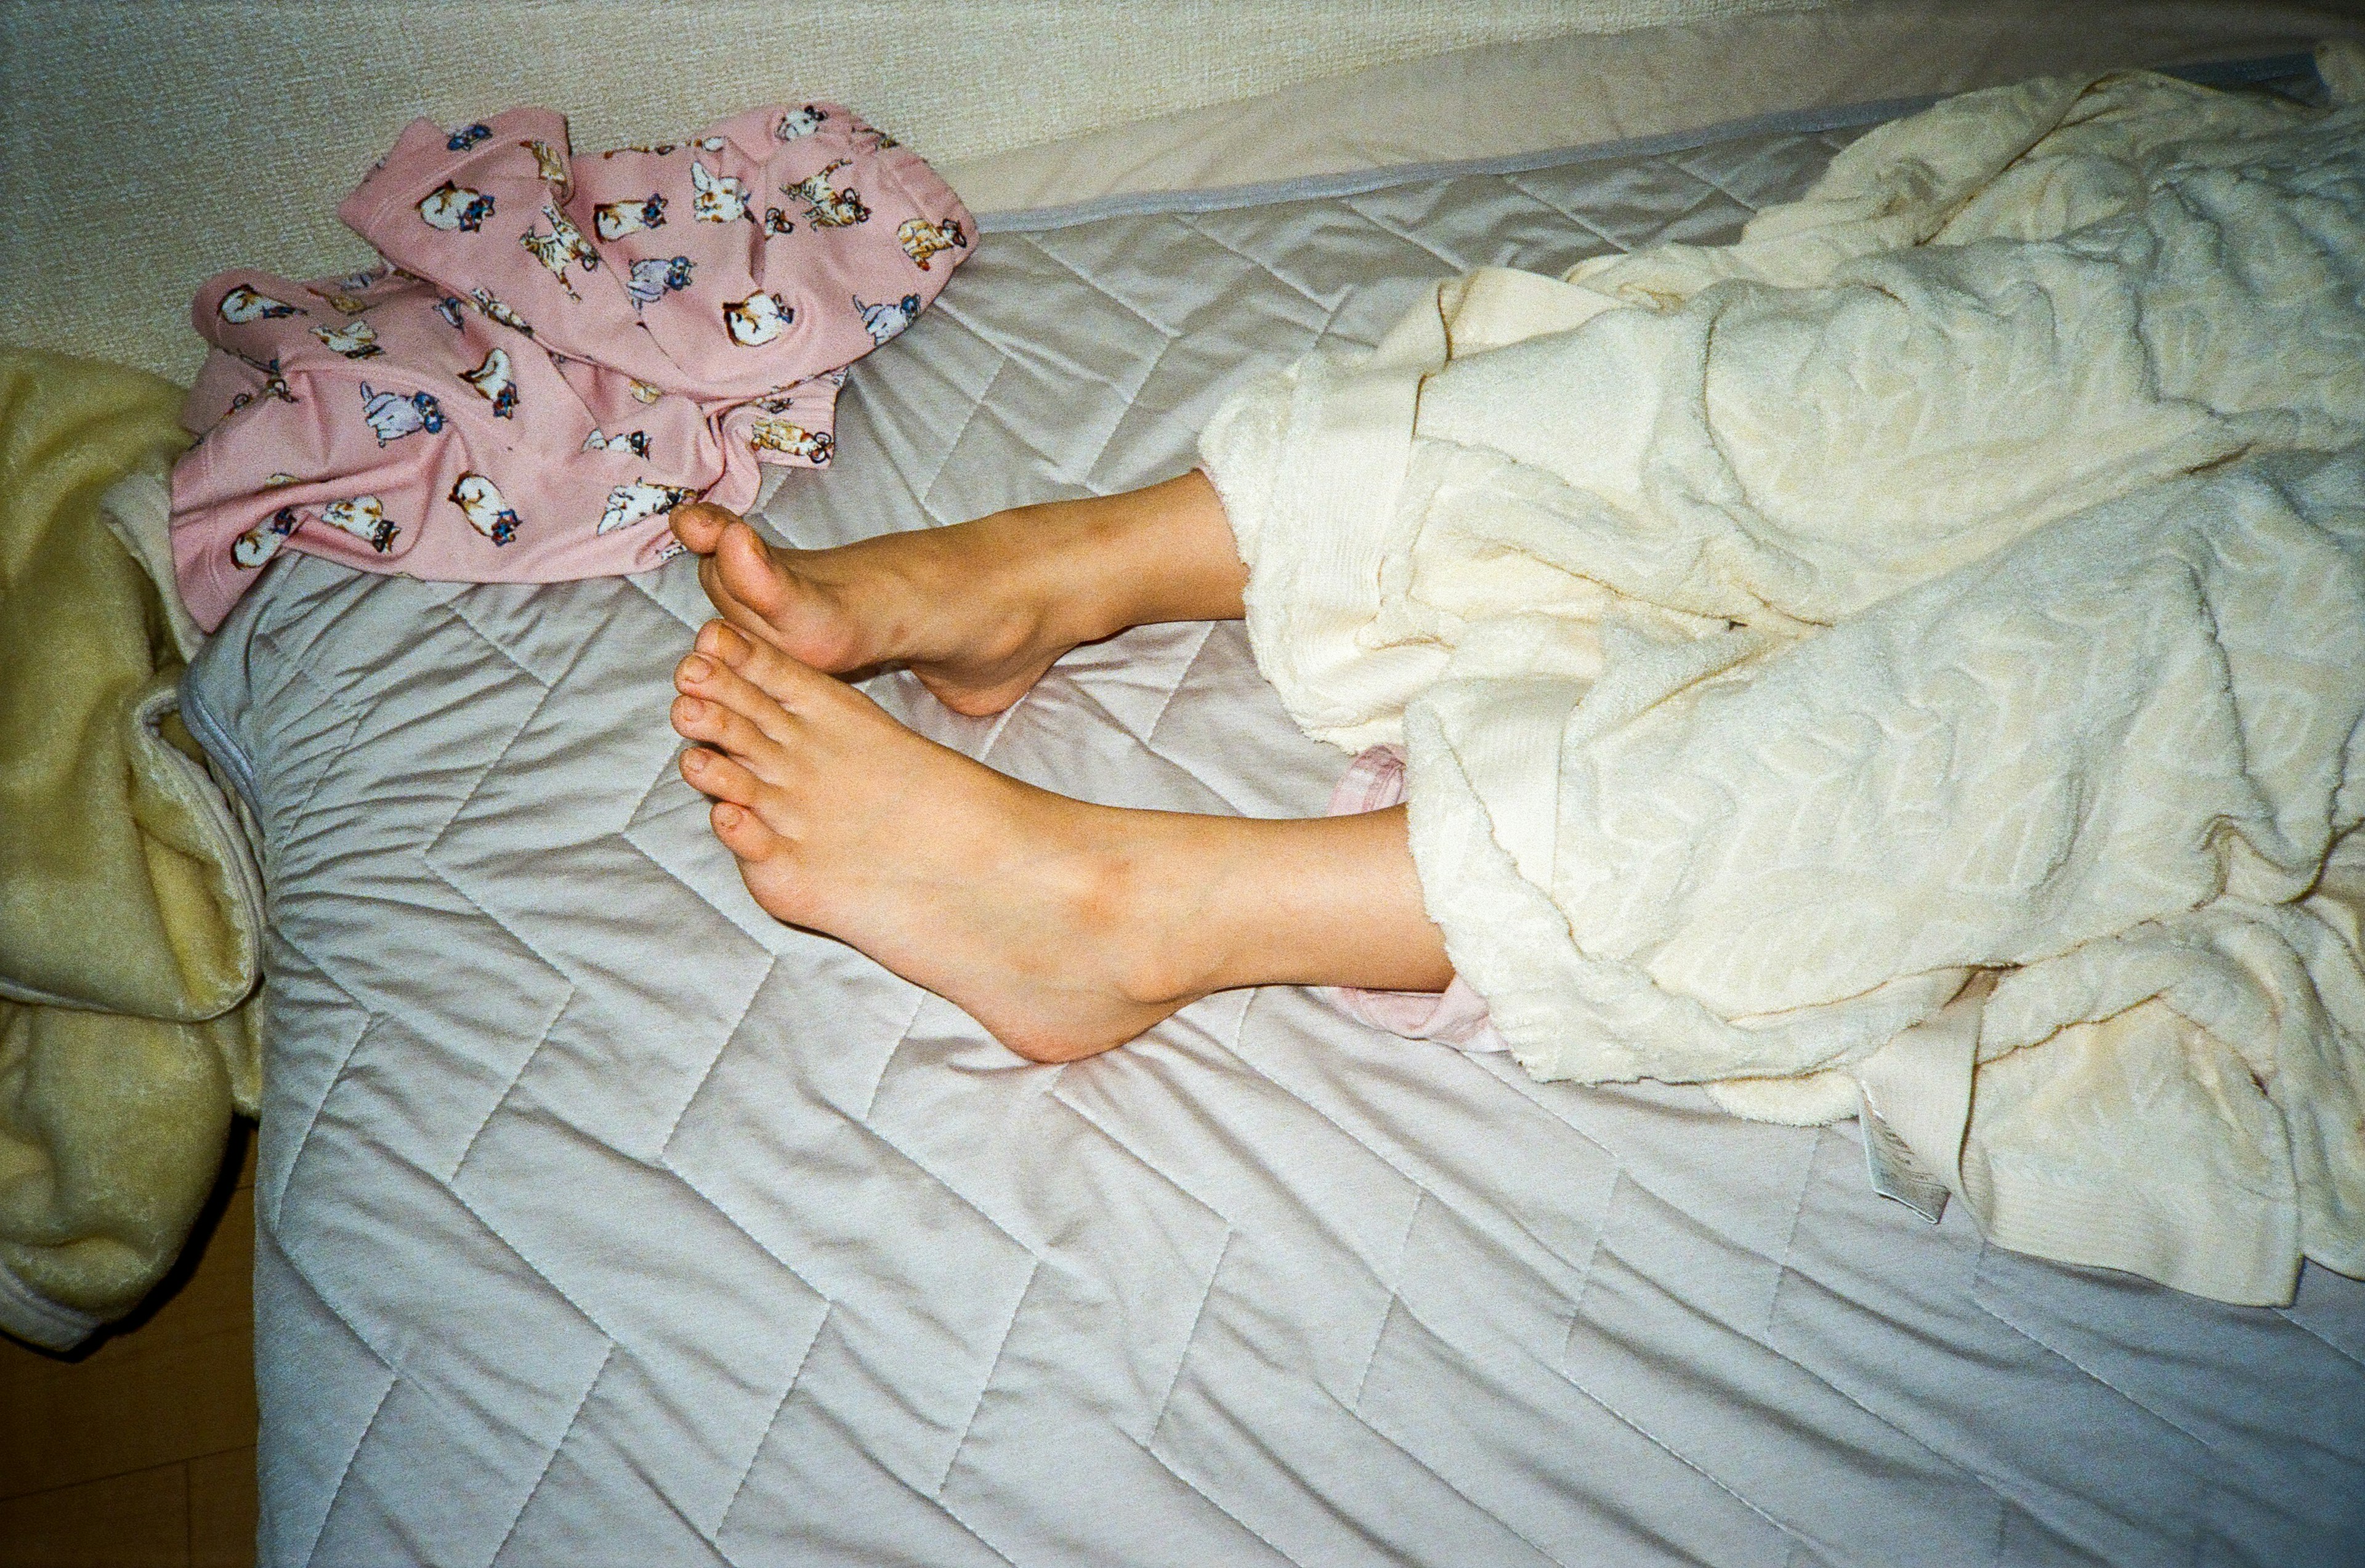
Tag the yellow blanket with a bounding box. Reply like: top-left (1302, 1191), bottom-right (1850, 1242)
top-left (0, 349), bottom-right (261, 1349)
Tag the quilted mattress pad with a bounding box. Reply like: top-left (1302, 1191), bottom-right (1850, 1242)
top-left (184, 101), bottom-right (2365, 1566)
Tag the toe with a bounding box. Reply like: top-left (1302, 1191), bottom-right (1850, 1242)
top-left (670, 501), bottom-right (739, 556)
top-left (708, 621), bottom-right (851, 710)
top-left (693, 618), bottom-right (750, 663)
top-left (715, 521), bottom-right (790, 618)
top-left (677, 742), bottom-right (764, 806)
top-left (671, 687), bottom-right (791, 760)
top-left (679, 638), bottom-right (816, 734)
top-left (711, 798), bottom-right (787, 862)
top-left (697, 557), bottom-right (786, 648)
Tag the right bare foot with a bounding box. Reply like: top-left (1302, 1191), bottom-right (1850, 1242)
top-left (671, 620), bottom-right (1454, 1061)
top-left (671, 620), bottom-right (1210, 1059)
top-left (669, 471), bottom-right (1246, 717)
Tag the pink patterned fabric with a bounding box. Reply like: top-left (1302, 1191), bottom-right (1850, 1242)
top-left (1317, 745), bottom-right (1510, 1054)
top-left (171, 103), bottom-right (973, 631)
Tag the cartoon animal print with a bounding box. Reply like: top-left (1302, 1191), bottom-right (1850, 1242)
top-left (334, 267), bottom-right (385, 293)
top-left (782, 159), bottom-right (868, 228)
top-left (722, 292), bottom-right (792, 347)
top-left (232, 507), bottom-right (301, 569)
top-left (218, 285), bottom-right (303, 323)
top-left (603, 142), bottom-right (681, 158)
top-left (223, 354), bottom-right (296, 413)
top-left (625, 255), bottom-right (695, 311)
top-left (690, 159), bottom-right (752, 224)
top-left (313, 269), bottom-right (384, 313)
top-left (853, 122), bottom-right (899, 151)
top-left (775, 105), bottom-right (827, 140)
top-left (264, 472), bottom-right (301, 487)
top-left (469, 288), bottom-right (533, 335)
top-left (311, 320), bottom-right (382, 358)
top-left (748, 418), bottom-right (831, 463)
top-left (854, 292), bottom-right (922, 346)
top-left (321, 495), bottom-right (398, 551)
top-left (583, 427), bottom-right (652, 457)
top-left (761, 207), bottom-right (794, 236)
top-left (357, 383), bottom-right (446, 445)
top-left (448, 473), bottom-right (520, 544)
top-left (628, 380), bottom-right (663, 405)
top-left (553, 202), bottom-right (599, 264)
top-left (520, 201), bottom-right (599, 296)
top-left (895, 216), bottom-right (967, 270)
top-left (594, 192), bottom-right (667, 240)
top-left (596, 479), bottom-right (697, 534)
top-left (435, 295), bottom-right (467, 328)
top-left (517, 229), bottom-right (574, 291)
top-left (520, 137), bottom-right (570, 192)
top-left (419, 181), bottom-right (495, 232)
top-left (461, 346), bottom-right (516, 417)
top-left (445, 123), bottom-right (492, 152)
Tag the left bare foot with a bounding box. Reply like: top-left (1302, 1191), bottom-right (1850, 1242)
top-left (668, 471), bottom-right (1248, 717)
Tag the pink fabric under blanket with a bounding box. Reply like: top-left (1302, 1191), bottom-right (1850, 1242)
top-left (171, 103), bottom-right (973, 631)
top-left (1319, 746), bottom-right (1508, 1054)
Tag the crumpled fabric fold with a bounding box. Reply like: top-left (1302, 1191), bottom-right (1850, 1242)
top-left (1203, 50), bottom-right (2365, 1304)
top-left (0, 348), bottom-right (262, 1348)
top-left (171, 102), bottom-right (974, 631)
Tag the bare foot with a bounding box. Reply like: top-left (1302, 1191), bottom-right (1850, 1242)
top-left (670, 501), bottom-right (1069, 715)
top-left (669, 471), bottom-right (1246, 717)
top-left (670, 620), bottom-right (1213, 1060)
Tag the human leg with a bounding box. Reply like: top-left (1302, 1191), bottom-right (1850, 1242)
top-left (669, 619), bottom-right (1452, 1062)
top-left (668, 469), bottom-right (1245, 716)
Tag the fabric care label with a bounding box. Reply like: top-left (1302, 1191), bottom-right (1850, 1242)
top-left (1858, 1088), bottom-right (1949, 1224)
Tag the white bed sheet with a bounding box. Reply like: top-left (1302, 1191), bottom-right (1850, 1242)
top-left (183, 65), bottom-right (2365, 1568)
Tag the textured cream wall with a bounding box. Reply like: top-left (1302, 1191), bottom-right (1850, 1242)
top-left (0, 0), bottom-right (1830, 379)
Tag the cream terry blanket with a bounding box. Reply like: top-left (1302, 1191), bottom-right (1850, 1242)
top-left (1200, 51), bottom-right (2365, 1305)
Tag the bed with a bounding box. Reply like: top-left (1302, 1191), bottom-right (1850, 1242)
top-left (180, 15), bottom-right (2365, 1566)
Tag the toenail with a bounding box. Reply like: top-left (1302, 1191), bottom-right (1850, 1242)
top-left (679, 653), bottom-right (713, 683)
top-left (682, 746), bottom-right (707, 770)
top-left (676, 695), bottom-right (706, 720)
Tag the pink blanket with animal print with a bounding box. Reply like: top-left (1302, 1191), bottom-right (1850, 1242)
top-left (170, 103), bottom-right (972, 631)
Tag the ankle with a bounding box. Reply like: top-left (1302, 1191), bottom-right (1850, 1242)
top-left (1018, 474), bottom-right (1246, 645)
top-left (1081, 811), bottom-right (1258, 1010)
top-left (977, 499), bottom-right (1147, 652)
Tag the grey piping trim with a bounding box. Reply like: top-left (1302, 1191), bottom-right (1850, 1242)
top-left (0, 1258), bottom-right (103, 1352)
top-left (176, 666), bottom-right (262, 827)
top-left (140, 680), bottom-right (269, 973)
top-left (978, 52), bottom-right (2319, 235)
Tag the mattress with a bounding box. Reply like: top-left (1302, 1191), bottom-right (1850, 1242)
top-left (183, 76), bottom-right (2365, 1568)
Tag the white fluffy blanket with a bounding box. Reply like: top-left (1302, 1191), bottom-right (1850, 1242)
top-left (1199, 52), bottom-right (2365, 1304)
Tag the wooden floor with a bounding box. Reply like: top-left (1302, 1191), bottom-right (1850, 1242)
top-left (0, 1123), bottom-right (257, 1568)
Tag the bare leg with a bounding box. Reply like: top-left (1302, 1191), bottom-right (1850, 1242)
top-left (672, 621), bottom-right (1452, 1062)
top-left (669, 470), bottom-right (1245, 715)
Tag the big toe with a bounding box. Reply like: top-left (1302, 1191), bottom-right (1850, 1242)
top-left (698, 619), bottom-right (845, 709)
top-left (670, 501), bottom-right (740, 556)
top-left (714, 521), bottom-right (794, 617)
